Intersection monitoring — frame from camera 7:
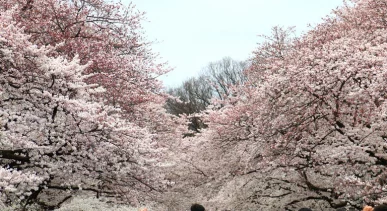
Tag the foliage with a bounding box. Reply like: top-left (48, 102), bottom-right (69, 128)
top-left (166, 57), bottom-right (247, 133)
top-left (175, 0), bottom-right (387, 210)
top-left (0, 0), bottom-right (181, 209)
top-left (5, 0), bottom-right (387, 210)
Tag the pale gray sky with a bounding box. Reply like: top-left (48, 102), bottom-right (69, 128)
top-left (125, 0), bottom-right (344, 88)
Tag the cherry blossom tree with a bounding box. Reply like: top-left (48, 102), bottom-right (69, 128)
top-left (0, 1), bottom-right (181, 210)
top-left (0, 0), bottom-right (170, 120)
top-left (181, 0), bottom-right (387, 210)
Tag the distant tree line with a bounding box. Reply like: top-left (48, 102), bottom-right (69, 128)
top-left (165, 57), bottom-right (248, 133)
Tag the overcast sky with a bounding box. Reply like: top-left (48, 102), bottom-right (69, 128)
top-left (125, 0), bottom-right (344, 88)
